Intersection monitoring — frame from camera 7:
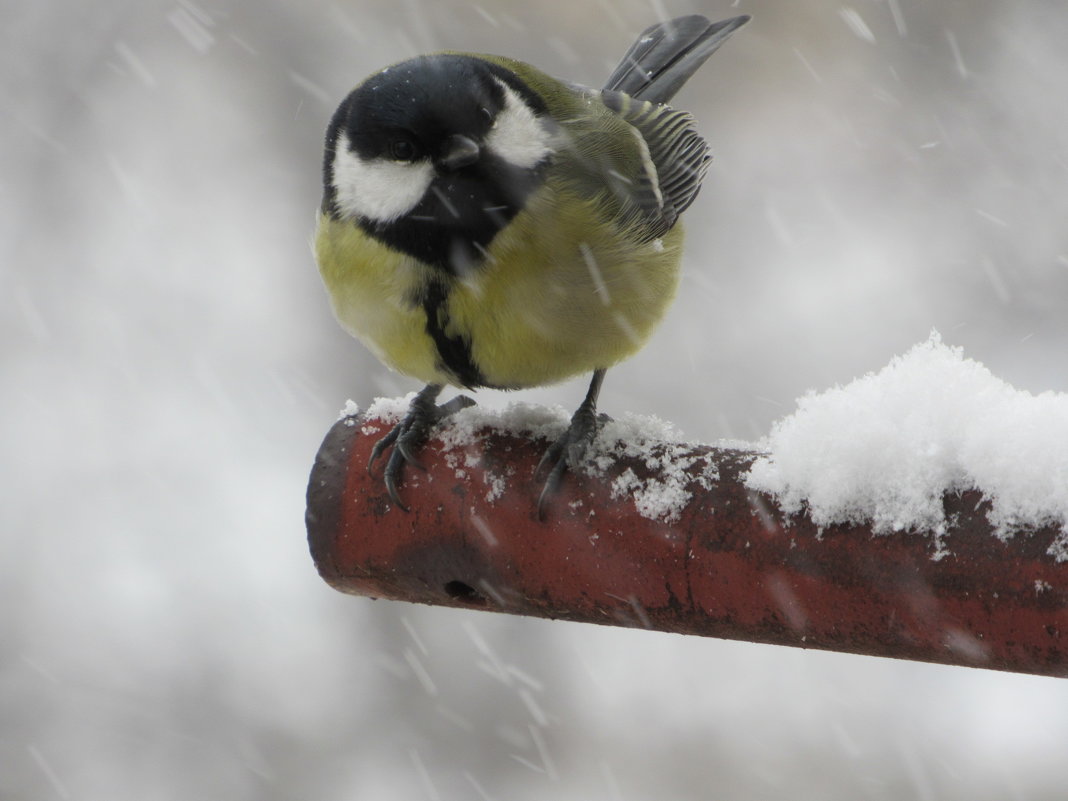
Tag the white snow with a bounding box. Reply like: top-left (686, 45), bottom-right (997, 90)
top-left (358, 397), bottom-right (720, 522)
top-left (838, 8), bottom-right (876, 44)
top-left (745, 332), bottom-right (1068, 560)
top-left (361, 394), bottom-right (412, 427)
top-left (592, 414), bottom-right (718, 524)
top-left (339, 398), bottom-right (361, 424)
top-left (354, 332), bottom-right (1068, 559)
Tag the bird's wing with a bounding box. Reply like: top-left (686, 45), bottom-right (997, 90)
top-left (600, 89), bottom-right (711, 239)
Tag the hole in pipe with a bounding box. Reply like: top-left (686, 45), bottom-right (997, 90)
top-left (444, 580), bottom-right (487, 606)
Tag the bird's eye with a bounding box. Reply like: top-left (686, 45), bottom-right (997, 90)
top-left (389, 139), bottom-right (419, 162)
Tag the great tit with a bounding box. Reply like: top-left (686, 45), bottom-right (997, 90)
top-left (316, 14), bottom-right (748, 514)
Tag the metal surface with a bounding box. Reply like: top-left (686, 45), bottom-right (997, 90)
top-left (307, 411), bottom-right (1068, 678)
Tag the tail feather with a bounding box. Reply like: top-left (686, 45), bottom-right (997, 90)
top-left (604, 15), bottom-right (749, 104)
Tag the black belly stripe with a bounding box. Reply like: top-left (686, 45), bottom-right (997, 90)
top-left (422, 281), bottom-right (487, 389)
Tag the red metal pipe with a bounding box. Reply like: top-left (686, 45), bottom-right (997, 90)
top-left (306, 410), bottom-right (1068, 678)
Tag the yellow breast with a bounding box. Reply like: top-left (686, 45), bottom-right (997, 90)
top-left (315, 214), bottom-right (444, 383)
top-left (449, 183), bottom-right (683, 387)
top-left (314, 184), bottom-right (683, 389)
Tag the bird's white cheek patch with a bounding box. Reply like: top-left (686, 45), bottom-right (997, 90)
top-left (332, 132), bottom-right (434, 223)
top-left (485, 80), bottom-right (554, 169)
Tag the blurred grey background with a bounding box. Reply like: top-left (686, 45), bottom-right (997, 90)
top-left (4, 0), bottom-right (1068, 798)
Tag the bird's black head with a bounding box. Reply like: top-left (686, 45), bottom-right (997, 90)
top-left (323, 54), bottom-right (555, 275)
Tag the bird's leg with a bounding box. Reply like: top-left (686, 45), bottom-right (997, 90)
top-left (368, 383), bottom-right (475, 511)
top-left (536, 369), bottom-right (608, 519)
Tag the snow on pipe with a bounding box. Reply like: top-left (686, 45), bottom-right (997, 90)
top-left (306, 407), bottom-right (1068, 679)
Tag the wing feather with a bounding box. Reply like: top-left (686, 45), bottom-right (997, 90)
top-left (600, 90), bottom-right (711, 239)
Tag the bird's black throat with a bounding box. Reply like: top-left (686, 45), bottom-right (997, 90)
top-left (363, 153), bottom-right (547, 277)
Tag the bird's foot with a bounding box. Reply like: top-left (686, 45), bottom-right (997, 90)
top-left (535, 403), bottom-right (611, 520)
top-left (368, 385), bottom-right (475, 511)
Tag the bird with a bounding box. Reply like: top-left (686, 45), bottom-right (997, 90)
top-left (315, 14), bottom-right (749, 516)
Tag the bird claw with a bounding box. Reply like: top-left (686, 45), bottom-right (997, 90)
top-left (536, 408), bottom-right (610, 520)
top-left (368, 387), bottom-right (475, 511)
top-left (382, 448), bottom-right (414, 512)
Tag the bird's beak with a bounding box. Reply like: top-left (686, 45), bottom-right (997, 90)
top-left (438, 134), bottom-right (481, 171)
